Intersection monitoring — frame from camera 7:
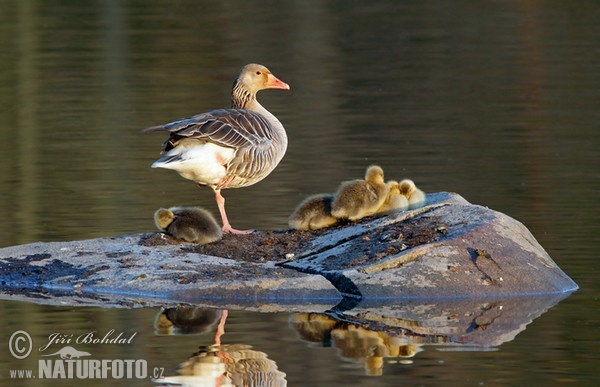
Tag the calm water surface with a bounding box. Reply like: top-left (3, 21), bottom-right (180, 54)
top-left (0, 1), bottom-right (599, 385)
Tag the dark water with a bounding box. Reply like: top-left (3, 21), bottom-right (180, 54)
top-left (1, 1), bottom-right (599, 385)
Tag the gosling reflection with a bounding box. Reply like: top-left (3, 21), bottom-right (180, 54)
top-left (155, 307), bottom-right (227, 338)
top-left (153, 308), bottom-right (286, 386)
top-left (290, 313), bottom-right (422, 376)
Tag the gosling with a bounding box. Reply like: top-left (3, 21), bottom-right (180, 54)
top-left (154, 207), bottom-right (223, 244)
top-left (289, 194), bottom-right (338, 231)
top-left (398, 179), bottom-right (426, 209)
top-left (331, 165), bottom-right (389, 221)
top-left (377, 180), bottom-right (409, 214)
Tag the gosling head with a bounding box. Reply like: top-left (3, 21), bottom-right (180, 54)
top-left (399, 179), bottom-right (417, 197)
top-left (154, 208), bottom-right (176, 230)
top-left (365, 165), bottom-right (385, 185)
top-left (386, 180), bottom-right (401, 195)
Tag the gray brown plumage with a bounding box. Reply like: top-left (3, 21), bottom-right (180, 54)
top-left (145, 64), bottom-right (290, 234)
top-left (289, 194), bottom-right (338, 231)
top-left (154, 207), bottom-right (223, 244)
top-left (331, 165), bottom-right (389, 221)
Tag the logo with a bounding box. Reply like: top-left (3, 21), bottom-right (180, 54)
top-left (41, 346), bottom-right (91, 359)
top-left (7, 330), bottom-right (164, 381)
top-left (9, 330), bottom-right (32, 360)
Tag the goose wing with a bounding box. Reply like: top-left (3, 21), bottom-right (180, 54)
top-left (144, 109), bottom-right (274, 151)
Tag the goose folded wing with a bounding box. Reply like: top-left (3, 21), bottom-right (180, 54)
top-left (143, 109), bottom-right (273, 150)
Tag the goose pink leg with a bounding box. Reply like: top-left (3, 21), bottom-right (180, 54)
top-left (214, 309), bottom-right (228, 345)
top-left (214, 188), bottom-right (253, 234)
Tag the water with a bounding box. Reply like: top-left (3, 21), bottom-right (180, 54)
top-left (1, 1), bottom-right (599, 385)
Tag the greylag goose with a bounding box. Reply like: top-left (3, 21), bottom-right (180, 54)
top-left (145, 64), bottom-right (290, 234)
top-left (398, 179), bottom-right (426, 209)
top-left (161, 340), bottom-right (286, 386)
top-left (331, 165), bottom-right (389, 221)
top-left (377, 180), bottom-right (409, 214)
top-left (289, 194), bottom-right (338, 231)
top-left (158, 308), bottom-right (286, 386)
top-left (154, 206), bottom-right (223, 244)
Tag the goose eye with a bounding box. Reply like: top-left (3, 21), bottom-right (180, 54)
top-left (256, 71), bottom-right (262, 75)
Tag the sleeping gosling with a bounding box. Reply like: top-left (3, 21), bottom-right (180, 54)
top-left (154, 207), bottom-right (223, 244)
top-left (377, 180), bottom-right (409, 214)
top-left (398, 179), bottom-right (426, 209)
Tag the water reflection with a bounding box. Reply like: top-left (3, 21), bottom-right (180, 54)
top-left (155, 307), bottom-right (227, 338)
top-left (291, 313), bottom-right (422, 376)
top-left (153, 307), bottom-right (287, 386)
top-left (146, 292), bottom-right (569, 383)
top-left (290, 293), bottom-right (570, 376)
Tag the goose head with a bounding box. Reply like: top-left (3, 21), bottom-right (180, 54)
top-left (234, 63), bottom-right (290, 94)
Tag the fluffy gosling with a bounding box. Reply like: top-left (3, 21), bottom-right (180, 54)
top-left (289, 194), bottom-right (338, 231)
top-left (154, 207), bottom-right (223, 244)
top-left (331, 165), bottom-right (389, 221)
top-left (377, 180), bottom-right (409, 214)
top-left (398, 179), bottom-right (426, 209)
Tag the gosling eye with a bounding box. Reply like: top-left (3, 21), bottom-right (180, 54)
top-left (256, 71), bottom-right (262, 75)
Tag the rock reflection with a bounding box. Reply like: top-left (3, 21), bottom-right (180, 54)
top-left (290, 293), bottom-right (570, 375)
top-left (153, 307), bottom-right (286, 387)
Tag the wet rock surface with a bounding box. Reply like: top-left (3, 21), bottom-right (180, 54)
top-left (283, 192), bottom-right (578, 299)
top-left (0, 233), bottom-right (341, 309)
top-left (0, 192), bottom-right (578, 309)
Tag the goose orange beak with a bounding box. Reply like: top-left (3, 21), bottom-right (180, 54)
top-left (266, 73), bottom-right (290, 90)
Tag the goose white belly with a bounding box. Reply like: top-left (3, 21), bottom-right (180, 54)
top-left (151, 141), bottom-right (235, 186)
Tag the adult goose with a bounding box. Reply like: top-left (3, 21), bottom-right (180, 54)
top-left (144, 64), bottom-right (290, 234)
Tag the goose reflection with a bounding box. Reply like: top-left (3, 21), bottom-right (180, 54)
top-left (153, 307), bottom-right (286, 386)
top-left (290, 313), bottom-right (422, 376)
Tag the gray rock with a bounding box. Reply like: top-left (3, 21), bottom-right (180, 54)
top-left (283, 192), bottom-right (578, 298)
top-left (0, 192), bottom-right (577, 308)
top-left (0, 233), bottom-right (341, 309)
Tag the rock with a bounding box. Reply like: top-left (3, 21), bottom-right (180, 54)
top-left (282, 192), bottom-right (578, 298)
top-left (0, 192), bottom-right (577, 308)
top-left (0, 234), bottom-right (341, 309)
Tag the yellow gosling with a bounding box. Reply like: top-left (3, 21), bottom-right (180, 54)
top-left (377, 180), bottom-right (409, 214)
top-left (398, 179), bottom-right (426, 209)
top-left (331, 165), bottom-right (389, 221)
